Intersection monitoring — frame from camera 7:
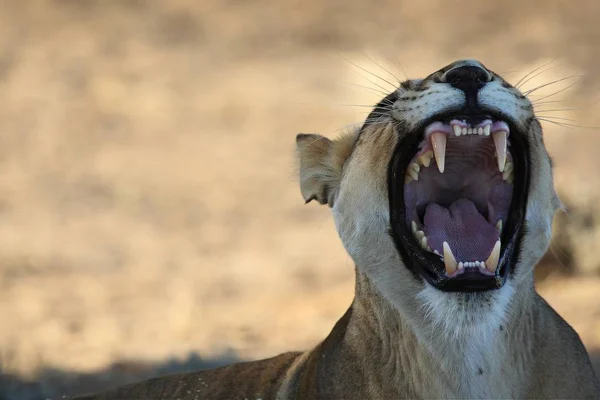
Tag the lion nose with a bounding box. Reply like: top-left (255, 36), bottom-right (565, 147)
top-left (443, 65), bottom-right (491, 92)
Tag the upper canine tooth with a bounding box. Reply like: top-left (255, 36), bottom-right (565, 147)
top-left (486, 240), bottom-right (501, 273)
top-left (483, 124), bottom-right (491, 136)
top-left (418, 150), bottom-right (433, 167)
top-left (443, 242), bottom-right (458, 275)
top-left (493, 130), bottom-right (508, 172)
top-left (430, 132), bottom-right (446, 173)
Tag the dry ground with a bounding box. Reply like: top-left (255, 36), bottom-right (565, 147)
top-left (0, 1), bottom-right (599, 399)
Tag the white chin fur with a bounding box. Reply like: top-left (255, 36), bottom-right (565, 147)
top-left (416, 280), bottom-right (514, 340)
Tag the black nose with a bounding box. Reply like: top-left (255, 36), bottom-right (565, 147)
top-left (444, 66), bottom-right (490, 92)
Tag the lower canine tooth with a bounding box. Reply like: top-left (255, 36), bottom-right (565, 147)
top-left (430, 132), bottom-right (447, 173)
top-left (442, 241), bottom-right (458, 275)
top-left (486, 240), bottom-right (501, 273)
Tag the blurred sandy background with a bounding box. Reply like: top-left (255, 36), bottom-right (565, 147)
top-left (0, 0), bottom-right (600, 398)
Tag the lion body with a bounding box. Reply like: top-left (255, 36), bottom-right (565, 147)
top-left (75, 60), bottom-right (600, 399)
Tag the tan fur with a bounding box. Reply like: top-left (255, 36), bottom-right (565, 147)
top-left (74, 61), bottom-right (600, 400)
top-left (296, 131), bottom-right (358, 206)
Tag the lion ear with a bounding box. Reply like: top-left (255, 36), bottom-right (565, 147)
top-left (295, 132), bottom-right (357, 207)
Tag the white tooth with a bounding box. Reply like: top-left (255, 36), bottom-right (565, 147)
top-left (495, 220), bottom-right (503, 233)
top-left (467, 128), bottom-right (472, 135)
top-left (434, 250), bottom-right (440, 256)
top-left (483, 124), bottom-right (491, 136)
top-left (502, 169), bottom-right (513, 181)
top-left (453, 125), bottom-right (462, 136)
top-left (458, 261), bottom-right (464, 270)
top-left (409, 168), bottom-right (419, 181)
top-left (506, 175), bottom-right (514, 184)
top-left (475, 261), bottom-right (481, 267)
top-left (415, 230), bottom-right (425, 240)
top-left (418, 151), bottom-right (433, 167)
top-left (478, 127), bottom-right (484, 135)
top-left (420, 236), bottom-right (428, 250)
top-left (430, 132), bottom-right (446, 173)
top-left (486, 240), bottom-right (501, 273)
top-left (409, 162), bottom-right (421, 173)
top-left (412, 221), bottom-right (418, 234)
top-left (443, 242), bottom-right (458, 275)
top-left (480, 261), bottom-right (486, 269)
top-left (461, 127), bottom-right (468, 135)
top-left (493, 130), bottom-right (508, 172)
top-left (427, 246), bottom-right (432, 252)
top-left (503, 161), bottom-right (514, 174)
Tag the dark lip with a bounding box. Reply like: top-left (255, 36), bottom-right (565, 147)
top-left (387, 108), bottom-right (530, 292)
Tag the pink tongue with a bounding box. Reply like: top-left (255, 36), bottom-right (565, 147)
top-left (423, 198), bottom-right (498, 262)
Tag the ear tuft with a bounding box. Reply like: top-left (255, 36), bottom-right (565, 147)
top-left (295, 130), bottom-right (357, 207)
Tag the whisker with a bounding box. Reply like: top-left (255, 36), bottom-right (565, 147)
top-left (531, 100), bottom-right (564, 106)
top-left (536, 116), bottom-right (576, 122)
top-left (527, 79), bottom-right (582, 103)
top-left (365, 54), bottom-right (402, 84)
top-left (334, 79), bottom-right (389, 97)
top-left (394, 58), bottom-right (409, 81)
top-left (338, 54), bottom-right (398, 90)
top-left (513, 58), bottom-right (558, 88)
top-left (523, 75), bottom-right (581, 96)
top-left (535, 108), bottom-right (588, 113)
top-left (537, 118), bottom-right (600, 130)
top-left (517, 62), bottom-right (563, 90)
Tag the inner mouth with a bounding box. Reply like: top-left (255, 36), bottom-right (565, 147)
top-left (404, 118), bottom-right (513, 279)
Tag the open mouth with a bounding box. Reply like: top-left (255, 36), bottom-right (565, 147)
top-left (389, 113), bottom-right (529, 292)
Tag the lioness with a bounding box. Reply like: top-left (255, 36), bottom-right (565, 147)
top-left (76, 60), bottom-right (600, 399)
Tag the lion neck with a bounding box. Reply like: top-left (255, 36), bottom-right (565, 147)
top-left (313, 270), bottom-right (537, 398)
